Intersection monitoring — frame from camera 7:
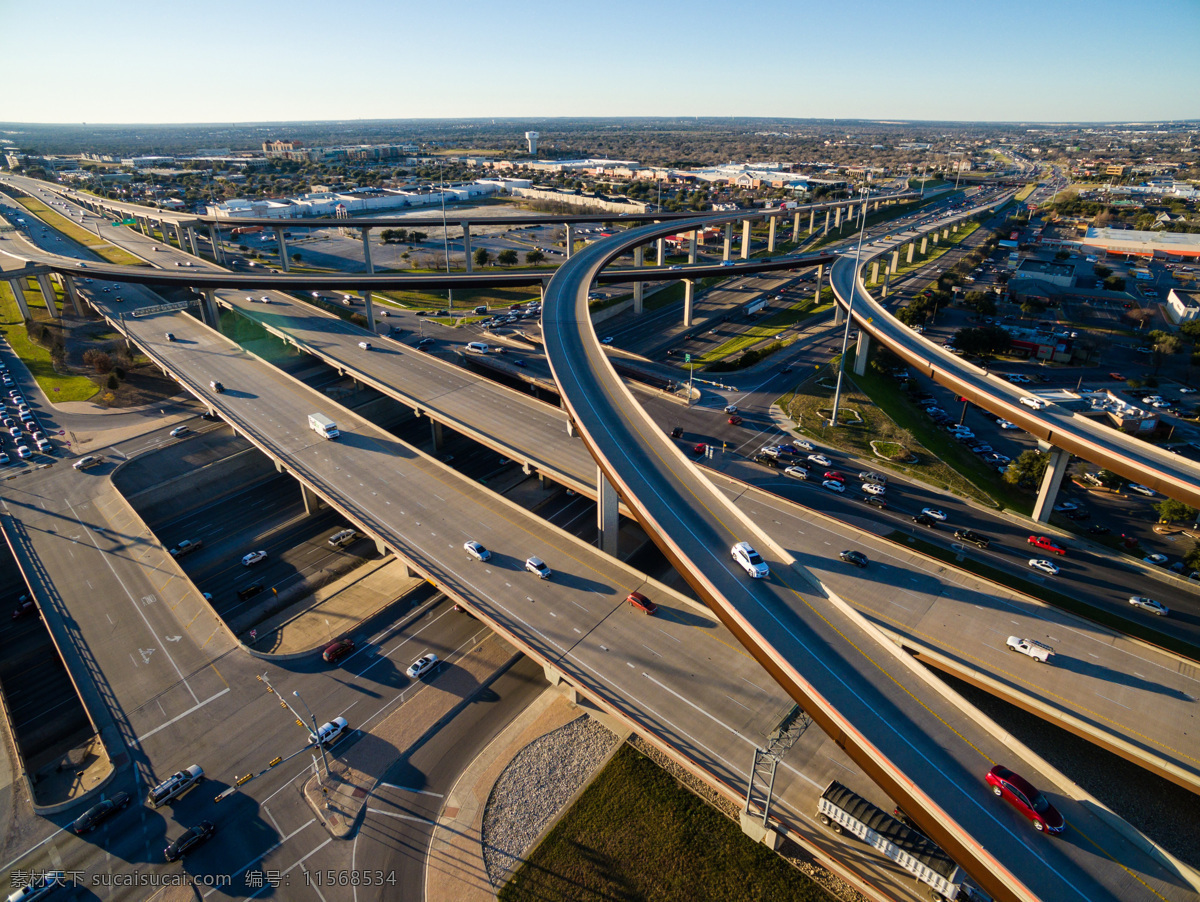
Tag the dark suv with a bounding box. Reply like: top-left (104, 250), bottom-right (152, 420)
top-left (839, 550), bottom-right (869, 568)
top-left (236, 582), bottom-right (264, 601)
top-left (859, 495), bottom-right (887, 510)
top-left (954, 529), bottom-right (991, 549)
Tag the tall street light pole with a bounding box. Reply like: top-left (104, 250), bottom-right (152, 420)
top-left (293, 690), bottom-right (329, 779)
top-left (829, 188), bottom-right (871, 428)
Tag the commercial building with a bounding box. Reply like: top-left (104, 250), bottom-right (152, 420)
top-left (1015, 259), bottom-right (1075, 288)
top-left (1082, 227), bottom-right (1200, 261)
top-left (1166, 288), bottom-right (1200, 325)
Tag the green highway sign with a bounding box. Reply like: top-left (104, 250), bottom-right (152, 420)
top-left (685, 353), bottom-right (692, 363)
top-left (111, 218), bottom-right (137, 226)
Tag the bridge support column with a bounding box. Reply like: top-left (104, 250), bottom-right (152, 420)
top-left (565, 224), bottom-right (574, 259)
top-left (207, 224), bottom-right (224, 264)
top-left (61, 274), bottom-right (84, 316)
top-left (301, 483), bottom-right (325, 516)
top-left (461, 223), bottom-right (471, 273)
top-left (187, 227), bottom-right (200, 256)
top-left (813, 264), bottom-right (824, 306)
top-left (907, 243), bottom-right (915, 264)
top-left (364, 291), bottom-right (376, 333)
top-left (870, 261), bottom-right (880, 285)
top-left (881, 268), bottom-right (891, 298)
top-left (808, 209), bottom-right (815, 234)
top-left (174, 223), bottom-right (187, 251)
top-left (597, 467), bottom-right (619, 556)
top-left (890, 250), bottom-right (900, 274)
top-left (683, 280), bottom-right (695, 327)
top-left (792, 211), bottom-right (801, 242)
top-left (7, 279), bottom-right (31, 320)
top-left (632, 246), bottom-right (644, 315)
top-left (834, 206), bottom-right (842, 231)
top-left (138, 216), bottom-right (150, 236)
top-left (822, 210), bottom-right (830, 235)
top-left (767, 217), bottom-right (777, 252)
top-left (920, 236), bottom-right (928, 255)
top-left (160, 221), bottom-right (173, 246)
top-left (375, 538), bottom-right (389, 558)
top-left (932, 231), bottom-right (940, 247)
top-left (873, 200), bottom-right (879, 211)
top-left (854, 330), bottom-right (871, 376)
top-left (833, 302), bottom-right (845, 326)
top-left (722, 223), bottom-right (732, 262)
top-left (740, 219), bottom-right (751, 259)
top-left (201, 290), bottom-right (219, 328)
top-left (1032, 446), bottom-right (1070, 523)
top-left (275, 228), bottom-right (290, 272)
top-left (941, 228), bottom-right (949, 241)
top-left (361, 227), bottom-right (374, 274)
top-left (35, 274), bottom-right (59, 318)
top-left (656, 237), bottom-right (665, 267)
top-left (688, 230), bottom-right (697, 266)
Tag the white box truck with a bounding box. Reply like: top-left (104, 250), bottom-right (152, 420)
top-left (818, 781), bottom-right (988, 901)
top-left (309, 413), bottom-right (340, 440)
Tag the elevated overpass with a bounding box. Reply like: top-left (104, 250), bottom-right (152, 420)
top-left (540, 213), bottom-right (1196, 902)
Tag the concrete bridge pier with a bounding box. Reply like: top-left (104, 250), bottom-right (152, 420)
top-left (364, 291), bottom-right (376, 333)
top-left (35, 274), bottom-right (59, 318)
top-left (920, 236), bottom-right (928, 255)
top-left (430, 420), bottom-right (444, 451)
top-left (834, 206), bottom-right (842, 231)
top-left (565, 224), bottom-right (574, 259)
top-left (174, 223), bottom-right (187, 251)
top-left (187, 227), bottom-right (200, 257)
top-left (854, 330), bottom-right (871, 376)
top-left (201, 290), bottom-right (219, 328)
top-left (722, 223), bottom-right (732, 262)
top-left (656, 237), bottom-right (665, 267)
top-left (767, 217), bottom-right (777, 252)
top-left (808, 208), bottom-right (815, 234)
top-left (822, 210), bottom-right (830, 236)
top-left (890, 250), bottom-right (900, 274)
top-left (688, 231), bottom-right (697, 265)
top-left (275, 228), bottom-right (290, 272)
top-left (461, 223), bottom-right (471, 273)
top-left (932, 232), bottom-right (940, 247)
top-left (907, 243), bottom-right (915, 264)
top-left (61, 275), bottom-right (84, 316)
top-left (881, 269), bottom-right (891, 299)
top-left (740, 219), bottom-right (751, 259)
top-left (870, 261), bottom-right (880, 285)
top-left (633, 246), bottom-right (644, 315)
top-left (683, 281), bottom-right (695, 327)
top-left (361, 228), bottom-right (374, 274)
top-left (833, 302), bottom-right (845, 326)
top-left (7, 278), bottom-right (31, 320)
top-left (597, 467), bottom-right (620, 556)
top-left (792, 211), bottom-right (801, 242)
top-left (301, 483), bottom-right (326, 516)
top-left (207, 224), bottom-right (224, 264)
top-left (1032, 446), bottom-right (1070, 523)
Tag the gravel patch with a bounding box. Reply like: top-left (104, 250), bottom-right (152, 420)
top-left (481, 714), bottom-right (617, 888)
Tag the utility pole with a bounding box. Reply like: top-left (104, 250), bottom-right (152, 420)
top-left (294, 691), bottom-right (329, 779)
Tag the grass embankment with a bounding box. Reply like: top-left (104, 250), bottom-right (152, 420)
top-left (890, 533), bottom-right (1200, 662)
top-left (777, 358), bottom-right (1007, 509)
top-left (16, 198), bottom-right (146, 267)
top-left (1014, 183), bottom-right (1038, 203)
top-left (0, 281), bottom-right (98, 402)
top-left (500, 744), bottom-right (831, 902)
top-left (868, 221), bottom-right (983, 287)
top-left (697, 291), bottom-right (835, 367)
top-left (378, 284), bottom-right (540, 311)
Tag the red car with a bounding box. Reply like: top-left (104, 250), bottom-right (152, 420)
top-left (1027, 535), bottom-right (1066, 555)
top-left (693, 443), bottom-right (707, 456)
top-left (823, 470), bottom-right (845, 482)
top-left (627, 592), bottom-right (658, 615)
top-left (322, 637), bottom-right (356, 664)
top-left (985, 765), bottom-right (1064, 835)
top-left (728, 415), bottom-right (743, 426)
top-left (1108, 372), bottom-right (1126, 381)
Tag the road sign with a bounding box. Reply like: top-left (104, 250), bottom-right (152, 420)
top-left (132, 300), bottom-right (197, 317)
top-left (111, 218), bottom-right (137, 226)
top-left (685, 353), bottom-right (692, 363)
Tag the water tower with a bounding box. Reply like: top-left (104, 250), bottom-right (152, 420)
top-left (525, 131), bottom-right (539, 156)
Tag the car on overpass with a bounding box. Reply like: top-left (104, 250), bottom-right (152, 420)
top-left (406, 653), bottom-right (439, 679)
top-left (731, 542), bottom-right (769, 579)
top-left (1128, 596), bottom-right (1169, 616)
top-left (322, 637), bottom-right (355, 664)
top-left (985, 765), bottom-right (1064, 835)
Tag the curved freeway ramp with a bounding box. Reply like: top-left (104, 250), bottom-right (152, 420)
top-left (541, 217), bottom-right (1193, 902)
top-left (827, 200), bottom-right (1200, 508)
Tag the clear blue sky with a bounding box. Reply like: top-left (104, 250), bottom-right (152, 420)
top-left (2, 0), bottom-right (1196, 124)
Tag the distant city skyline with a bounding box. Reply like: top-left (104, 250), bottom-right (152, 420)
top-left (2, 0), bottom-right (1197, 125)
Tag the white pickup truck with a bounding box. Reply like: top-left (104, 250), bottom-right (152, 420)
top-left (1006, 636), bottom-right (1054, 663)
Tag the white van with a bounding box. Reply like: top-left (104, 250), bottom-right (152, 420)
top-left (466, 342), bottom-right (489, 354)
top-left (147, 765), bottom-right (204, 808)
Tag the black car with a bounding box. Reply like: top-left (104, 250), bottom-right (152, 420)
top-left (1064, 508), bottom-right (1090, 521)
top-left (912, 514), bottom-right (937, 528)
top-left (164, 821), bottom-right (215, 862)
top-left (210, 380), bottom-right (224, 393)
top-left (753, 454), bottom-right (781, 469)
top-left (953, 529), bottom-right (991, 549)
top-left (839, 550), bottom-right (869, 568)
top-left (73, 791), bottom-right (131, 833)
top-left (670, 426), bottom-right (683, 438)
top-left (1087, 525), bottom-right (1111, 535)
top-left (236, 582), bottom-right (264, 601)
top-left (859, 495), bottom-right (887, 510)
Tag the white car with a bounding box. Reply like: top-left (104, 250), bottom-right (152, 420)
top-left (358, 341), bottom-right (372, 350)
top-left (15, 445), bottom-right (31, 459)
top-left (169, 425), bottom-right (189, 438)
top-left (731, 541), bottom-right (769, 578)
top-left (525, 556), bottom-right (551, 579)
top-left (1006, 636), bottom-right (1054, 662)
top-left (783, 465), bottom-right (808, 480)
top-left (1028, 558), bottom-right (1059, 576)
top-left (822, 479), bottom-right (845, 493)
top-left (794, 440), bottom-right (815, 452)
top-left (920, 508), bottom-right (947, 522)
top-left (73, 455), bottom-right (101, 470)
top-left (464, 540), bottom-right (491, 561)
top-left (1128, 484), bottom-right (1157, 497)
top-left (309, 716), bottom-right (351, 747)
top-left (1142, 554), bottom-right (1168, 566)
top-left (997, 420), bottom-right (1019, 430)
top-left (724, 404), bottom-right (738, 414)
top-left (1019, 396), bottom-right (1048, 410)
top-left (1178, 387), bottom-right (1196, 394)
top-left (1129, 596), bottom-right (1169, 616)
top-left (241, 550), bottom-right (268, 566)
top-left (807, 454), bottom-right (831, 467)
top-left (406, 653), bottom-right (439, 679)
top-left (861, 482), bottom-right (885, 496)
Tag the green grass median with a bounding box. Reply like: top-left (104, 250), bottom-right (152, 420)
top-left (0, 282), bottom-right (98, 402)
top-left (16, 198), bottom-right (146, 267)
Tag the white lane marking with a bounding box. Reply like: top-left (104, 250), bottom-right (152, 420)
top-left (379, 783), bottom-right (443, 798)
top-left (367, 808), bottom-right (435, 826)
top-left (203, 819), bottom-right (318, 898)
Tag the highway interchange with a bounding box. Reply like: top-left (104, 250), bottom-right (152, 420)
top-left (0, 175), bottom-right (1197, 901)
